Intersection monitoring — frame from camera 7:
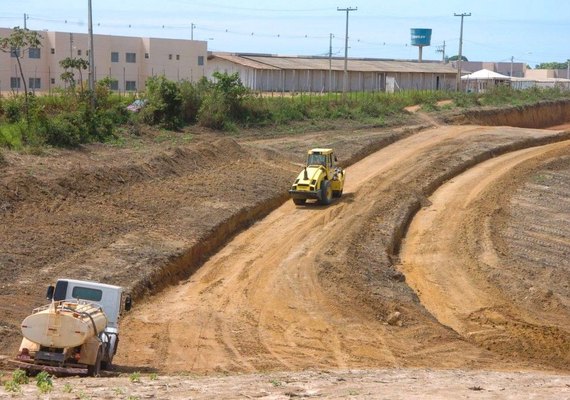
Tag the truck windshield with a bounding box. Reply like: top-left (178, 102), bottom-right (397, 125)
top-left (307, 154), bottom-right (326, 166)
top-left (71, 286), bottom-right (103, 302)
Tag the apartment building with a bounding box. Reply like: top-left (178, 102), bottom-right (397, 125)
top-left (0, 27), bottom-right (208, 93)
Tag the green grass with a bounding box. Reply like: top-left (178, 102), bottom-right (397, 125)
top-left (1, 83), bottom-right (569, 151)
top-left (35, 371), bottom-right (53, 394)
top-left (129, 371), bottom-right (141, 383)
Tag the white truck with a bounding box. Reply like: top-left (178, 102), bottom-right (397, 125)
top-left (10, 279), bottom-right (131, 376)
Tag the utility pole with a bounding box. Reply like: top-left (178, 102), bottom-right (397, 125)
top-left (567, 59), bottom-right (569, 80)
top-left (191, 23), bottom-right (196, 40)
top-left (436, 40), bottom-right (446, 62)
top-left (329, 33), bottom-right (333, 94)
top-left (454, 12), bottom-right (471, 91)
top-left (510, 56), bottom-right (514, 77)
top-left (87, 0), bottom-right (96, 105)
top-left (337, 6), bottom-right (357, 98)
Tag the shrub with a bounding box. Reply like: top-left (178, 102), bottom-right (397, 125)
top-left (269, 98), bottom-right (307, 123)
top-left (129, 371), bottom-right (141, 383)
top-left (0, 121), bottom-right (26, 149)
top-left (140, 75), bottom-right (182, 129)
top-left (36, 371), bottom-right (53, 394)
top-left (38, 110), bottom-right (85, 147)
top-left (11, 369), bottom-right (29, 385)
top-left (197, 72), bottom-right (255, 129)
top-left (359, 98), bottom-right (383, 117)
top-left (452, 91), bottom-right (479, 108)
top-left (179, 79), bottom-right (205, 123)
top-left (3, 380), bottom-right (21, 393)
top-left (4, 98), bottom-right (22, 123)
top-left (211, 71), bottom-right (249, 118)
top-left (197, 90), bottom-right (229, 130)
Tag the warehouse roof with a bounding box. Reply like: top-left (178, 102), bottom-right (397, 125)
top-left (210, 53), bottom-right (280, 70)
top-left (210, 53), bottom-right (458, 74)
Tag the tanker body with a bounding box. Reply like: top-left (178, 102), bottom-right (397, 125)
top-left (11, 279), bottom-right (131, 376)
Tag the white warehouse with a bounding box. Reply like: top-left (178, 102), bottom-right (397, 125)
top-left (207, 52), bottom-right (458, 92)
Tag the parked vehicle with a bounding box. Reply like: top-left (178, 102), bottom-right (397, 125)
top-left (289, 148), bottom-right (345, 205)
top-left (10, 279), bottom-right (131, 376)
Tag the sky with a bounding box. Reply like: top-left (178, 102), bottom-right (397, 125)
top-left (1, 0), bottom-right (569, 67)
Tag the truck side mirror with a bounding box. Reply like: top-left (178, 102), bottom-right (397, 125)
top-left (124, 295), bottom-right (132, 312)
top-left (334, 155), bottom-right (338, 162)
top-left (46, 285), bottom-right (55, 300)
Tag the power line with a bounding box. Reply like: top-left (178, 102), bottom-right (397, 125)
top-left (189, 2), bottom-right (332, 13)
top-left (11, 13), bottom-right (448, 50)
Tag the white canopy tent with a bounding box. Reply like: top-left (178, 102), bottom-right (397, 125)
top-left (461, 68), bottom-right (511, 92)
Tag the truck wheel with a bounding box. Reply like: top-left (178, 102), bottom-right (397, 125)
top-left (88, 347), bottom-right (102, 377)
top-left (101, 360), bottom-right (112, 371)
top-left (333, 189), bottom-right (343, 198)
top-left (293, 198), bottom-right (306, 205)
top-left (319, 181), bottom-right (333, 205)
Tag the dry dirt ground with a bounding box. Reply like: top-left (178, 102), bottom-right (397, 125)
top-left (1, 108), bottom-right (570, 398)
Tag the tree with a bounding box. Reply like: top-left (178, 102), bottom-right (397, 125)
top-left (447, 55), bottom-right (469, 62)
top-left (60, 57), bottom-right (90, 93)
top-left (534, 61), bottom-right (568, 70)
top-left (0, 26), bottom-right (42, 123)
top-left (197, 72), bottom-right (251, 129)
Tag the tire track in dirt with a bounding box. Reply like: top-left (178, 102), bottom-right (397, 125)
top-left (117, 126), bottom-right (570, 373)
top-left (399, 140), bottom-right (570, 369)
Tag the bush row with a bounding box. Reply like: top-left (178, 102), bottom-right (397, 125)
top-left (1, 72), bottom-right (570, 150)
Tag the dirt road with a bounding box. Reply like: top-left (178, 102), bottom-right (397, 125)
top-left (117, 125), bottom-right (570, 373)
top-left (400, 140), bottom-right (570, 365)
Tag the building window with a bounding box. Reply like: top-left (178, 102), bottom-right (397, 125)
top-left (10, 77), bottom-right (21, 89)
top-left (197, 55), bottom-right (204, 66)
top-left (86, 50), bottom-right (90, 56)
top-left (176, 54), bottom-right (180, 60)
top-left (168, 54), bottom-right (172, 60)
top-left (77, 49), bottom-right (82, 56)
top-left (10, 47), bottom-right (20, 57)
top-left (51, 78), bottom-right (55, 84)
top-left (111, 52), bottom-right (119, 62)
top-left (110, 80), bottom-right (119, 90)
top-left (125, 81), bottom-right (137, 91)
top-left (29, 78), bottom-right (41, 89)
top-left (126, 52), bottom-right (136, 63)
top-left (29, 48), bottom-right (41, 59)
top-left (144, 53), bottom-right (149, 59)
top-left (51, 48), bottom-right (55, 54)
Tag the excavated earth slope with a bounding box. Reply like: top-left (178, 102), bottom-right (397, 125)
top-left (1, 104), bottom-right (570, 398)
top-left (116, 125), bottom-right (570, 374)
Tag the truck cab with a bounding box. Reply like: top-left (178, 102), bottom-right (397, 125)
top-left (48, 279), bottom-right (130, 331)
